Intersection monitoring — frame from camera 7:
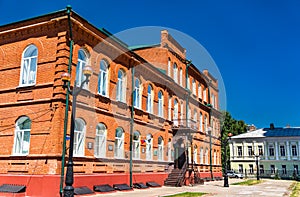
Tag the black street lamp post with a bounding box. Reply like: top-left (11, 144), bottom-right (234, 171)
top-left (255, 155), bottom-right (260, 181)
top-left (61, 66), bottom-right (93, 197)
top-left (223, 133), bottom-right (232, 187)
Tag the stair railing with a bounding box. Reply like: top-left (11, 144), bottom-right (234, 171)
top-left (175, 162), bottom-right (187, 186)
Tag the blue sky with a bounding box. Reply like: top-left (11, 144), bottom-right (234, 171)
top-left (1, 0), bottom-right (300, 128)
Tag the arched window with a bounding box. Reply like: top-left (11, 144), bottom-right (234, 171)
top-left (179, 68), bottom-right (183, 86)
top-left (214, 150), bottom-right (217, 165)
top-left (98, 59), bottom-right (109, 96)
top-left (158, 136), bottom-right (164, 161)
top-left (133, 79), bottom-right (141, 108)
top-left (200, 147), bottom-right (203, 164)
top-left (146, 84), bottom-right (153, 113)
top-left (74, 118), bottom-right (86, 156)
top-left (193, 109), bottom-right (197, 129)
top-left (95, 123), bottom-right (107, 158)
top-left (146, 134), bottom-right (153, 160)
top-left (114, 127), bottom-right (124, 158)
top-left (133, 131), bottom-right (140, 159)
top-left (199, 112), bottom-right (203, 132)
top-left (180, 101), bottom-right (184, 125)
top-left (168, 138), bottom-right (172, 161)
top-left (204, 115), bottom-right (208, 133)
top-left (188, 107), bottom-right (191, 127)
top-left (173, 99), bottom-right (178, 126)
top-left (192, 78), bottom-right (196, 95)
top-left (76, 49), bottom-right (89, 88)
top-left (203, 88), bottom-right (207, 102)
top-left (173, 63), bottom-right (178, 83)
top-left (13, 116), bottom-right (31, 155)
top-left (158, 91), bottom-right (163, 117)
top-left (167, 58), bottom-right (171, 76)
top-left (194, 145), bottom-right (198, 164)
top-left (205, 148), bottom-right (209, 164)
top-left (168, 96), bottom-right (172, 120)
top-left (20, 45), bottom-right (38, 86)
top-left (116, 69), bottom-right (126, 102)
top-left (198, 84), bottom-right (202, 99)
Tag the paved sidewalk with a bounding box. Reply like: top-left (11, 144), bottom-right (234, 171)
top-left (89, 179), bottom-right (293, 197)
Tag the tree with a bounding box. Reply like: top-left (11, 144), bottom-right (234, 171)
top-left (220, 111), bottom-right (247, 172)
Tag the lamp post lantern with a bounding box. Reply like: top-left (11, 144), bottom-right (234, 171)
top-left (61, 65), bottom-right (93, 197)
top-left (223, 132), bottom-right (232, 187)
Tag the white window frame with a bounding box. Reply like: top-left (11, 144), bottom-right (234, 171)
top-left (116, 69), bottom-right (126, 102)
top-left (173, 63), bottom-right (178, 83)
top-left (203, 88), bottom-right (207, 102)
top-left (198, 84), bottom-right (202, 99)
top-left (205, 148), bottom-right (209, 164)
top-left (167, 58), bottom-right (171, 76)
top-left (193, 147), bottom-right (197, 164)
top-left (146, 84), bottom-right (153, 113)
top-left (168, 139), bottom-right (172, 161)
top-left (98, 59), bottom-right (109, 97)
top-left (133, 78), bottom-right (141, 108)
top-left (193, 109), bottom-right (197, 130)
top-left (76, 49), bottom-right (89, 89)
top-left (158, 91), bottom-right (164, 117)
top-left (192, 78), bottom-right (196, 95)
top-left (200, 147), bottom-right (203, 164)
top-left (158, 136), bottom-right (164, 161)
top-left (173, 99), bottom-right (178, 126)
top-left (146, 134), bottom-right (153, 160)
top-left (74, 118), bottom-right (86, 157)
top-left (133, 131), bottom-right (140, 159)
top-left (94, 123), bottom-right (107, 158)
top-left (168, 96), bottom-right (172, 120)
top-left (180, 101), bottom-right (184, 125)
top-left (19, 45), bottom-right (38, 87)
top-left (199, 112), bottom-right (203, 132)
top-left (13, 116), bottom-right (31, 155)
top-left (114, 127), bottom-right (124, 158)
top-left (179, 68), bottom-right (183, 86)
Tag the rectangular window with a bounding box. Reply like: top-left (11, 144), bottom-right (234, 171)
top-left (282, 165), bottom-right (287, 174)
top-left (269, 145), bottom-right (274, 157)
top-left (280, 145), bottom-right (285, 157)
top-left (270, 165), bottom-right (275, 174)
top-left (292, 145), bottom-right (297, 156)
top-left (258, 145), bottom-right (263, 155)
top-left (259, 165), bottom-right (264, 174)
top-left (249, 164), bottom-right (254, 174)
top-left (248, 146), bottom-right (253, 156)
top-left (237, 146), bottom-right (243, 157)
top-left (294, 165), bottom-right (299, 174)
top-left (238, 164), bottom-right (243, 173)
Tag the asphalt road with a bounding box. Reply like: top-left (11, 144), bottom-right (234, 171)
top-left (88, 178), bottom-right (294, 197)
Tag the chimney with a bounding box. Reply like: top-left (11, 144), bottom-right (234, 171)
top-left (270, 123), bottom-right (275, 130)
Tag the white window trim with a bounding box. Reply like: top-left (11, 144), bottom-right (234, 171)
top-left (98, 60), bottom-right (109, 97)
top-left (19, 45), bottom-right (38, 87)
top-left (94, 123), bottom-right (107, 158)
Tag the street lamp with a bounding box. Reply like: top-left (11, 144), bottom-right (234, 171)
top-left (255, 155), bottom-right (260, 181)
top-left (61, 65), bottom-right (93, 197)
top-left (223, 132), bottom-right (232, 187)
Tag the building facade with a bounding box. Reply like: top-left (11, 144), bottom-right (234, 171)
top-left (0, 8), bottom-right (222, 196)
top-left (229, 125), bottom-right (300, 179)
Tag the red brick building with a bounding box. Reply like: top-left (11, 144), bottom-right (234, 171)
top-left (0, 7), bottom-right (222, 196)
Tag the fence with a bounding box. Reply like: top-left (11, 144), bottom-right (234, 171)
top-left (233, 169), bottom-right (299, 180)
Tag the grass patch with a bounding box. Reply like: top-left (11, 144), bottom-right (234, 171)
top-left (231, 179), bottom-right (263, 186)
top-left (290, 181), bottom-right (300, 197)
top-left (164, 192), bottom-right (207, 197)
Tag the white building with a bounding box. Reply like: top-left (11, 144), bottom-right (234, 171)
top-left (229, 125), bottom-right (300, 179)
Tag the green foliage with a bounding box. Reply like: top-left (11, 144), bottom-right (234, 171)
top-left (164, 192), bottom-right (206, 197)
top-left (220, 111), bottom-right (248, 171)
top-left (231, 180), bottom-right (263, 186)
top-left (290, 181), bottom-right (300, 197)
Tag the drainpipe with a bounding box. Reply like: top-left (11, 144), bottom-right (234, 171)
top-left (185, 60), bottom-right (191, 167)
top-left (60, 5), bottom-right (73, 196)
top-left (129, 63), bottom-right (135, 188)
